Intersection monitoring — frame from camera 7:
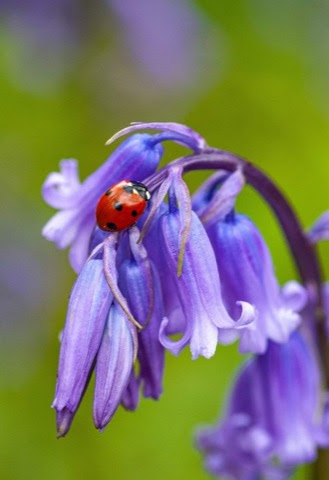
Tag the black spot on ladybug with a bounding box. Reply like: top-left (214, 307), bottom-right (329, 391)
top-left (114, 202), bottom-right (123, 211)
top-left (131, 210), bottom-right (138, 217)
top-left (105, 189), bottom-right (112, 196)
top-left (107, 222), bottom-right (117, 230)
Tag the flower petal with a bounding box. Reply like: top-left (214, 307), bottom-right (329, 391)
top-left (106, 122), bottom-right (206, 151)
top-left (69, 214), bottom-right (96, 272)
top-left (121, 370), bottom-right (140, 411)
top-left (206, 213), bottom-right (302, 353)
top-left (159, 316), bottom-right (192, 356)
top-left (192, 170), bottom-right (228, 217)
top-left (52, 259), bottom-right (112, 435)
top-left (119, 227), bottom-right (165, 399)
top-left (42, 209), bottom-right (80, 249)
top-left (200, 169), bottom-right (245, 228)
top-left (196, 332), bottom-right (322, 478)
top-left (42, 159), bottom-right (81, 209)
top-left (93, 303), bottom-right (137, 430)
top-left (308, 211), bottom-right (329, 243)
top-left (103, 233), bottom-right (142, 329)
top-left (281, 280), bottom-right (308, 312)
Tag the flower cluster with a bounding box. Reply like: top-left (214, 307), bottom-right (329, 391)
top-left (43, 122), bottom-right (329, 478)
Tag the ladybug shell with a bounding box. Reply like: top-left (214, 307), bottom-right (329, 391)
top-left (95, 180), bottom-right (150, 232)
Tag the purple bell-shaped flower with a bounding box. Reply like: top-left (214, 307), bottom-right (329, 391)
top-left (196, 331), bottom-right (327, 479)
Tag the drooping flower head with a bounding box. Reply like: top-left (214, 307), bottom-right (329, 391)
top-left (144, 169), bottom-right (254, 359)
top-left (193, 171), bottom-right (307, 353)
top-left (47, 123), bottom-right (215, 436)
top-left (43, 120), bottom-right (329, 480)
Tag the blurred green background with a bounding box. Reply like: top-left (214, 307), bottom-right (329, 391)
top-left (0, 1), bottom-right (328, 479)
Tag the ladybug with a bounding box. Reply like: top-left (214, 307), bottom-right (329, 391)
top-left (95, 180), bottom-right (151, 232)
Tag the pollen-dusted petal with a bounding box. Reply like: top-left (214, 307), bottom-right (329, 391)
top-left (93, 303), bottom-right (136, 430)
top-left (42, 159), bottom-right (81, 209)
top-left (52, 259), bottom-right (112, 428)
top-left (106, 122), bottom-right (206, 151)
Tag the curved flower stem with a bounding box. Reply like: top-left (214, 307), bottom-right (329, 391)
top-left (243, 160), bottom-right (329, 391)
top-left (148, 150), bottom-right (329, 388)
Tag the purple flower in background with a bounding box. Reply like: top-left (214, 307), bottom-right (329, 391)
top-left (1, 0), bottom-right (216, 94)
top-left (109, 0), bottom-right (213, 89)
top-left (196, 332), bottom-right (328, 479)
top-left (193, 172), bottom-right (307, 353)
top-left (308, 210), bottom-right (329, 243)
top-left (1, 0), bottom-right (80, 92)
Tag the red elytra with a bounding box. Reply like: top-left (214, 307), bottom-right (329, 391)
top-left (95, 180), bottom-right (151, 232)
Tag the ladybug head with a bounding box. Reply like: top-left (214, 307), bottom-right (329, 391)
top-left (129, 181), bottom-right (151, 201)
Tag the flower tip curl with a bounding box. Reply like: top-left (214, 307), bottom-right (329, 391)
top-left (106, 122), bottom-right (207, 152)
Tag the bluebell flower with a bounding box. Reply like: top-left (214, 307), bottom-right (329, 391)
top-left (52, 236), bottom-right (142, 436)
top-left (44, 120), bottom-right (329, 472)
top-left (1, 0), bottom-right (80, 92)
top-left (53, 256), bottom-right (114, 436)
top-left (196, 331), bottom-right (329, 480)
top-left (139, 169), bottom-right (255, 359)
top-left (42, 134), bottom-right (163, 273)
top-left (109, 0), bottom-right (216, 89)
top-left (42, 124), bottom-right (204, 273)
top-left (53, 220), bottom-right (167, 436)
top-left (93, 302), bottom-right (137, 430)
top-left (194, 172), bottom-right (307, 353)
